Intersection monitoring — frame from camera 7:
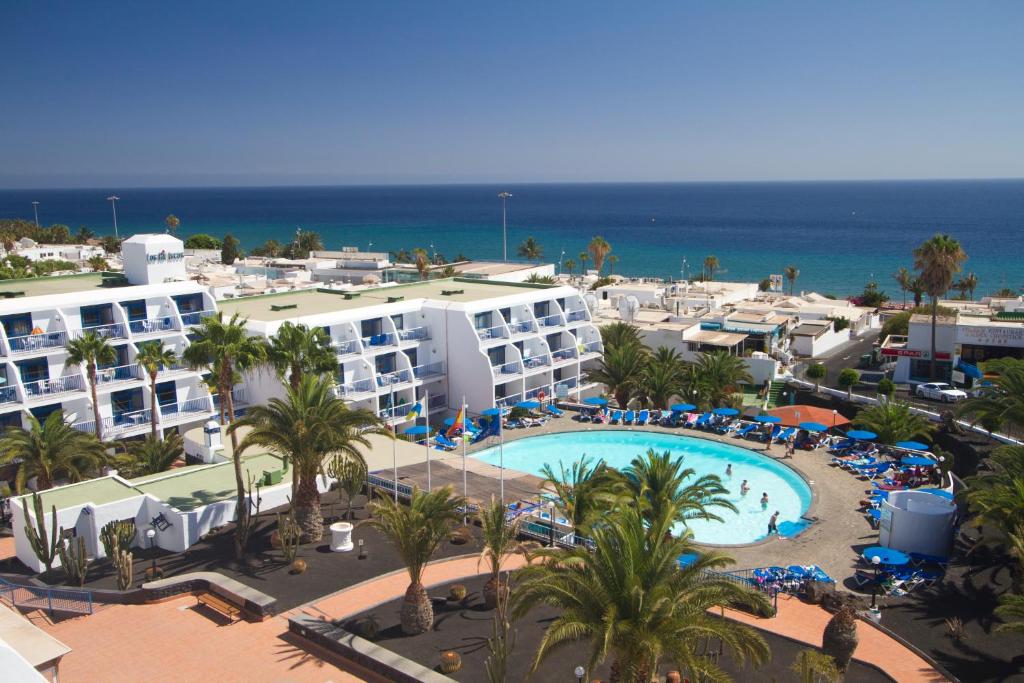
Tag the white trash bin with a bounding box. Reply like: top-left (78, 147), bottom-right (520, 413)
top-left (330, 522), bottom-right (354, 552)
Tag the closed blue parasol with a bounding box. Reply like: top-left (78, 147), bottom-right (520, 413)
top-left (712, 407), bottom-right (739, 416)
top-left (862, 545), bottom-right (910, 566)
top-left (799, 422), bottom-right (829, 432)
top-left (671, 403), bottom-right (696, 412)
top-left (846, 430), bottom-right (877, 440)
top-left (583, 396), bottom-right (608, 406)
top-left (895, 441), bottom-right (929, 451)
top-left (515, 400), bottom-right (540, 410)
top-left (901, 455), bottom-right (935, 467)
top-left (403, 425), bottom-right (429, 435)
top-left (755, 415), bottom-right (782, 424)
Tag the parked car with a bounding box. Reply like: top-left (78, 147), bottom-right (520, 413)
top-left (915, 382), bottom-right (967, 403)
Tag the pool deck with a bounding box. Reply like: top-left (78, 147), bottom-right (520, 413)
top-left (391, 416), bottom-right (876, 585)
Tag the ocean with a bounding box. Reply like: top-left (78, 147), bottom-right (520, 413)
top-left (1, 180), bottom-right (1021, 296)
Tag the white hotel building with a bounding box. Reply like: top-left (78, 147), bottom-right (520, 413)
top-left (0, 233), bottom-right (604, 444)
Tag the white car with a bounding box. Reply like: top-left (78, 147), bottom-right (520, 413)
top-left (915, 382), bottom-right (967, 403)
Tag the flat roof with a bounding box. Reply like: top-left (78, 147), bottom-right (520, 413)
top-left (791, 322), bottom-right (830, 337)
top-left (26, 476), bottom-right (140, 510)
top-left (0, 273), bottom-right (110, 299)
top-left (216, 278), bottom-right (552, 322)
top-left (454, 261), bottom-right (542, 276)
top-left (0, 604), bottom-right (71, 670)
top-left (691, 330), bottom-right (747, 346)
top-left (133, 452), bottom-right (285, 511)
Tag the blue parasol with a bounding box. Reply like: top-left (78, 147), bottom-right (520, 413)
top-left (755, 415), bottom-right (782, 424)
top-left (515, 400), bottom-right (541, 410)
top-left (712, 407), bottom-right (739, 416)
top-left (895, 441), bottom-right (929, 451)
top-left (583, 396), bottom-right (608, 406)
top-left (901, 455), bottom-right (935, 467)
top-left (799, 421), bottom-right (829, 432)
top-left (403, 425), bottom-right (429, 435)
top-left (671, 403), bottom-right (696, 412)
top-left (846, 430), bottom-right (877, 440)
top-left (862, 545), bottom-right (910, 567)
top-left (481, 407), bottom-right (504, 417)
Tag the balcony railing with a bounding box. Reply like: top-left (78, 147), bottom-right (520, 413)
top-left (557, 376), bottom-right (579, 391)
top-left (97, 364), bottom-right (144, 386)
top-left (524, 385), bottom-right (552, 400)
top-left (565, 309), bottom-right (588, 323)
top-left (496, 394), bottom-right (522, 408)
top-left (74, 409), bottom-right (152, 437)
top-left (536, 313), bottom-right (564, 328)
top-left (361, 333), bottom-right (396, 348)
top-left (508, 320), bottom-right (536, 335)
top-left (476, 324), bottom-right (508, 341)
top-left (75, 322), bottom-right (127, 340)
top-left (492, 361), bottom-right (522, 376)
top-left (180, 309), bottom-right (217, 326)
top-left (397, 326), bottom-right (430, 342)
top-left (0, 386), bottom-right (17, 404)
top-left (377, 369), bottom-right (413, 387)
top-left (23, 374), bottom-right (85, 398)
top-left (212, 388), bottom-right (248, 407)
top-left (336, 377), bottom-right (376, 398)
top-left (580, 340), bottom-right (602, 354)
top-left (412, 362), bottom-right (445, 380)
top-left (551, 347), bottom-right (577, 362)
top-left (428, 393), bottom-right (447, 409)
top-left (379, 402), bottom-right (417, 420)
top-left (160, 398), bottom-right (213, 424)
top-left (8, 330), bottom-right (68, 353)
top-left (332, 339), bottom-right (359, 356)
top-left (128, 318), bottom-right (176, 335)
top-left (522, 354), bottom-right (551, 370)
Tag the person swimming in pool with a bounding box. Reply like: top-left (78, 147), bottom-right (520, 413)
top-left (760, 492), bottom-right (769, 509)
top-left (768, 510), bottom-right (780, 535)
top-left (740, 480), bottom-right (750, 496)
top-left (725, 464), bottom-right (733, 478)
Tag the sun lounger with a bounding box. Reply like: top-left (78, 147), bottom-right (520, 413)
top-left (684, 413), bottom-right (699, 427)
top-left (434, 434), bottom-right (459, 450)
top-left (777, 427), bottom-right (795, 441)
top-left (545, 404), bottom-right (564, 418)
top-left (609, 409), bottom-right (622, 424)
top-left (694, 412), bottom-right (711, 428)
top-left (829, 438), bottom-right (855, 453)
top-left (735, 423), bottom-right (757, 438)
top-left (636, 410), bottom-right (649, 425)
top-left (623, 410), bottom-right (635, 425)
top-left (910, 552), bottom-right (949, 568)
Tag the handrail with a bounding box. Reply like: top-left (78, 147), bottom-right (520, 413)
top-left (0, 577), bottom-right (93, 616)
top-left (73, 408), bottom-right (153, 435)
top-left (377, 369), bottom-right (413, 386)
top-left (492, 361), bottom-right (521, 375)
top-left (378, 402), bottom-right (417, 419)
top-left (74, 322), bottom-right (127, 340)
top-left (397, 326), bottom-right (430, 341)
top-left (536, 313), bottom-right (564, 327)
top-left (551, 346), bottom-right (577, 361)
top-left (24, 374), bottom-right (85, 397)
top-left (580, 340), bottom-right (602, 353)
top-left (337, 377), bottom-right (376, 396)
top-left (8, 329), bottom-right (69, 353)
top-left (412, 362), bottom-right (444, 379)
top-left (361, 333), bottom-right (396, 347)
top-left (522, 354), bottom-right (551, 369)
top-left (565, 309), bottom-right (588, 323)
top-left (508, 320), bottom-right (536, 335)
top-left (476, 324), bottom-right (508, 341)
top-left (97, 364), bottom-right (144, 385)
top-left (366, 474), bottom-right (413, 500)
top-left (332, 339), bottom-right (358, 355)
top-left (180, 309), bottom-right (217, 326)
top-left (129, 318), bottom-right (176, 335)
top-left (0, 386), bottom-right (17, 404)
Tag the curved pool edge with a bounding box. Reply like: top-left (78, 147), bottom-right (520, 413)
top-left (472, 425), bottom-right (821, 549)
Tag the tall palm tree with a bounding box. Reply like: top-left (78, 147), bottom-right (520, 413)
top-left (958, 358), bottom-right (1024, 433)
top-left (230, 376), bottom-right (386, 541)
top-left (623, 449), bottom-right (736, 527)
top-left (599, 321), bottom-right (645, 351)
top-left (695, 350), bottom-right (752, 407)
top-left (265, 322), bottom-right (338, 391)
top-left (586, 343), bottom-right (648, 409)
top-left (909, 276), bottom-right (926, 308)
top-left (608, 254), bottom-right (619, 275)
top-left (477, 496), bottom-right (530, 609)
top-left (853, 401), bottom-right (936, 445)
top-left (539, 456), bottom-right (619, 535)
top-left (135, 340), bottom-right (178, 438)
top-left (117, 432), bottom-right (184, 477)
top-left (893, 267), bottom-right (911, 309)
top-left (369, 486), bottom-right (466, 634)
top-left (961, 272), bottom-right (979, 300)
top-left (517, 236), bottom-right (543, 261)
top-left (914, 234), bottom-right (967, 380)
top-left (0, 412), bottom-right (108, 491)
top-left (413, 247), bottom-right (429, 279)
top-left (512, 506), bottom-right (769, 681)
top-left (641, 346), bottom-right (684, 409)
top-left (183, 312), bottom-right (266, 558)
top-left (784, 265), bottom-right (800, 296)
top-left (65, 331), bottom-right (117, 441)
top-left (588, 236), bottom-right (612, 274)
top-left (703, 255), bottom-right (720, 281)
top-left (290, 230), bottom-right (324, 259)
top-left (564, 258), bottom-right (576, 279)
top-left (578, 252), bottom-right (589, 274)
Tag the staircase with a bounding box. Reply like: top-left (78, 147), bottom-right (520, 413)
top-left (766, 380), bottom-right (786, 408)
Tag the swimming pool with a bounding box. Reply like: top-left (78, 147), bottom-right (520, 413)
top-left (474, 430), bottom-right (813, 545)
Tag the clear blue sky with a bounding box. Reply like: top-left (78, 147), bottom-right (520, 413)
top-left (3, 1), bottom-right (1022, 188)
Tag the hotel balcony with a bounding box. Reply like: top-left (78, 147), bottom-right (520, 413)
top-left (128, 317), bottom-right (178, 337)
top-left (96, 364), bottom-right (145, 388)
top-left (0, 386), bottom-right (18, 406)
top-left (74, 409), bottom-right (153, 438)
top-left (536, 313), bottom-right (565, 328)
top-left (180, 309), bottom-right (217, 326)
top-left (551, 347), bottom-right (578, 364)
top-left (491, 361), bottom-right (522, 377)
top-left (23, 374), bottom-right (86, 400)
top-left (396, 326), bottom-right (431, 343)
top-left (156, 360), bottom-right (194, 379)
top-left (361, 333), bottom-right (396, 350)
top-left (411, 362), bottom-right (445, 381)
top-left (8, 330), bottom-right (69, 355)
top-left (522, 354), bottom-right (552, 372)
top-left (378, 402), bottom-right (417, 421)
top-left (159, 397), bottom-right (214, 427)
top-left (377, 368), bottom-right (414, 389)
top-left (72, 322), bottom-right (128, 341)
top-left (476, 324), bottom-right (508, 342)
top-left (579, 340), bottom-right (602, 358)
top-left (496, 394), bottom-right (522, 408)
top-left (332, 339), bottom-right (360, 357)
top-left (564, 309), bottom-right (588, 323)
top-left (508, 320), bottom-right (537, 338)
top-left (335, 377), bottom-right (377, 400)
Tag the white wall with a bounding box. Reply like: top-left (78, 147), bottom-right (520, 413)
top-left (122, 234), bottom-right (187, 285)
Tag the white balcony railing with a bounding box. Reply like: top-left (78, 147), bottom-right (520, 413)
top-left (492, 361), bottom-right (522, 376)
top-left (508, 320), bottom-right (536, 336)
top-left (397, 326), bottom-right (430, 342)
top-left (8, 330), bottom-right (69, 354)
top-left (0, 386), bottom-right (18, 404)
top-left (377, 369), bottom-right (413, 387)
top-left (180, 309), bottom-right (217, 326)
top-left (580, 340), bottom-right (602, 355)
top-left (551, 347), bottom-right (577, 362)
top-left (128, 318), bottom-right (177, 335)
top-left (160, 397), bottom-right (212, 423)
top-left (476, 324), bottom-right (508, 341)
top-left (522, 354), bottom-right (551, 370)
top-left (23, 374), bottom-right (85, 398)
top-left (75, 322), bottom-right (127, 341)
top-left (412, 362), bottom-right (445, 380)
top-left (97, 364), bottom-right (144, 386)
top-left (536, 313), bottom-right (564, 328)
top-left (332, 339), bottom-right (359, 356)
top-left (361, 333), bottom-right (396, 349)
top-left (565, 309), bottom-right (588, 323)
top-left (496, 394), bottom-right (522, 408)
top-left (336, 377), bottom-right (376, 398)
top-left (524, 385), bottom-right (552, 400)
top-left (379, 402), bottom-right (417, 420)
top-left (73, 409), bottom-right (152, 437)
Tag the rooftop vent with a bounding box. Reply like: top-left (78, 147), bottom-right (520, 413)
top-left (270, 303), bottom-right (298, 312)
top-left (441, 289), bottom-right (464, 296)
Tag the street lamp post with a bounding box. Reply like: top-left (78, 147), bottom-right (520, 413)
top-left (575, 665), bottom-right (585, 683)
top-left (498, 192), bottom-right (512, 262)
top-left (31, 201), bottom-right (39, 226)
top-left (548, 501), bottom-right (556, 547)
top-left (107, 195), bottom-right (120, 239)
top-left (870, 555), bottom-right (881, 610)
top-left (145, 528), bottom-right (160, 580)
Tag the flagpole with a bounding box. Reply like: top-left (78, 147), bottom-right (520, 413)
top-left (391, 383), bottom-right (398, 502)
top-left (498, 407), bottom-right (505, 505)
top-left (424, 390), bottom-right (431, 491)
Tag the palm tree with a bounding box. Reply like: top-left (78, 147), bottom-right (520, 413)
top-left (477, 496), bottom-right (530, 609)
top-left (703, 255), bottom-right (720, 281)
top-left (135, 340), bottom-right (178, 438)
top-left (599, 321), bottom-right (645, 351)
top-left (87, 255), bottom-right (107, 272)
top-left (914, 234), bottom-right (967, 380)
top-left (695, 350), bottom-right (752, 407)
top-left (525, 273), bottom-right (556, 284)
top-left (995, 592), bottom-right (1024, 634)
top-left (958, 358), bottom-right (1024, 433)
top-left (517, 236), bottom-right (543, 261)
top-left (563, 258), bottom-right (576, 279)
top-left (369, 486), bottom-right (466, 634)
top-left (608, 254), bottom-right (619, 275)
top-left (893, 267), bottom-right (911, 309)
top-left (512, 506), bottom-right (769, 681)
top-left (0, 412), bottom-right (108, 491)
top-left (413, 247), bottom-right (429, 279)
top-left (909, 276), bottom-right (926, 307)
top-left (961, 272), bottom-right (979, 300)
top-left (74, 226), bottom-right (95, 243)
top-left (118, 433), bottom-right (184, 477)
top-left (623, 449), bottom-right (736, 526)
top-left (586, 343), bottom-right (648, 409)
top-left (164, 214), bottom-right (180, 235)
top-left (539, 456), bottom-right (619, 535)
top-left (963, 445), bottom-right (1024, 544)
top-left (265, 322), bottom-right (337, 392)
top-left (641, 346), bottom-right (684, 409)
top-left (578, 251), bottom-right (589, 274)
top-left (183, 312), bottom-right (266, 558)
top-left (784, 265), bottom-right (800, 296)
top-left (853, 401), bottom-right (936, 445)
top-left (290, 230), bottom-right (324, 259)
top-left (230, 376), bottom-right (386, 541)
top-left (588, 236), bottom-right (612, 274)
top-left (65, 331), bottom-right (116, 441)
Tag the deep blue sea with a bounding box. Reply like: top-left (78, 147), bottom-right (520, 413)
top-left (1, 180), bottom-right (1021, 296)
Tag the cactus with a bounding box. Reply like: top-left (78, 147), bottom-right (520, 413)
top-left (100, 519), bottom-right (136, 558)
top-left (22, 492), bottom-right (60, 573)
top-left (58, 535), bottom-right (89, 587)
top-left (276, 506), bottom-right (301, 563)
top-left (439, 650), bottom-right (462, 674)
top-left (114, 549), bottom-right (133, 591)
top-left (448, 584), bottom-right (467, 601)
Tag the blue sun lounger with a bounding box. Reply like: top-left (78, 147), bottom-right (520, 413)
top-left (695, 412), bottom-right (711, 428)
top-left (545, 404), bottom-right (564, 418)
top-left (735, 423), bottom-right (757, 438)
top-left (609, 409), bottom-right (622, 424)
top-left (777, 427), bottom-right (795, 441)
top-left (434, 434), bottom-right (459, 450)
top-left (623, 410), bottom-right (635, 425)
top-left (636, 410), bottom-right (649, 425)
top-left (829, 438), bottom-right (856, 453)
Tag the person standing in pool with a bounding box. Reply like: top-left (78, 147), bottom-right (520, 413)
top-left (768, 510), bottom-right (780, 535)
top-left (760, 492), bottom-right (769, 509)
top-left (725, 464), bottom-right (733, 478)
top-left (740, 480), bottom-right (750, 496)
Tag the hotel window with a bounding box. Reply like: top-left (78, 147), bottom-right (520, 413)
top-left (533, 302), bottom-right (549, 318)
top-left (391, 315), bottom-right (404, 331)
top-left (121, 300), bottom-right (146, 321)
top-left (360, 319), bottom-right (382, 337)
top-left (1, 313), bottom-right (33, 337)
top-left (488, 347), bottom-right (505, 366)
top-left (474, 312), bottom-right (492, 330)
top-left (405, 349), bottom-right (418, 367)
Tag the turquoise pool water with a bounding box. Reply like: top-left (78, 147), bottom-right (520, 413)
top-left (474, 430), bottom-right (813, 545)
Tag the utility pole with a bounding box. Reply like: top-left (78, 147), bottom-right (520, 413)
top-left (498, 192), bottom-right (512, 261)
top-left (31, 201), bottom-right (39, 226)
top-left (107, 196), bottom-right (120, 238)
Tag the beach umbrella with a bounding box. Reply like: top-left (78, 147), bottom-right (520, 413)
top-left (482, 407), bottom-right (504, 417)
top-left (671, 403), bottom-right (696, 412)
top-left (799, 422), bottom-right (828, 432)
top-left (917, 488), bottom-right (955, 500)
top-left (895, 441), bottom-right (929, 451)
top-left (900, 455), bottom-right (935, 467)
top-left (862, 545), bottom-right (910, 567)
top-left (515, 400), bottom-right (540, 410)
top-left (403, 425), bottom-right (429, 436)
top-left (583, 396), bottom-right (608, 406)
top-left (755, 415), bottom-right (782, 424)
top-left (846, 430), bottom-right (877, 441)
top-left (712, 407), bottom-right (739, 416)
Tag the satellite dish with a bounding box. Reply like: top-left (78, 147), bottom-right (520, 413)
top-left (583, 294), bottom-right (598, 313)
top-left (617, 295), bottom-right (640, 323)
